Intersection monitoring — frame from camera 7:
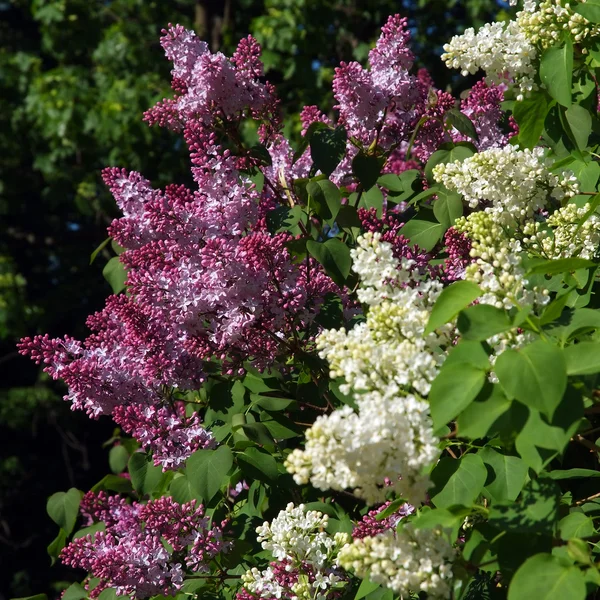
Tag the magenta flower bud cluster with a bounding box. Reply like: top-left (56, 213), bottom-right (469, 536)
top-left (61, 493), bottom-right (230, 598)
top-left (352, 501), bottom-right (415, 540)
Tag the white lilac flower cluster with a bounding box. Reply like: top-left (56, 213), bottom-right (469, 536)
top-left (240, 503), bottom-right (349, 600)
top-left (442, 1), bottom-right (600, 100)
top-left (523, 202), bottom-right (600, 260)
top-left (433, 146), bottom-right (578, 225)
top-left (320, 233), bottom-right (454, 397)
top-left (338, 525), bottom-right (456, 599)
top-left (518, 0), bottom-right (600, 48)
top-left (285, 233), bottom-right (450, 505)
top-left (455, 212), bottom-right (550, 311)
top-left (255, 503), bottom-right (348, 566)
top-left (441, 20), bottom-right (537, 101)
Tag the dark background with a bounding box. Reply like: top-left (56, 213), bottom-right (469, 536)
top-left (0, 0), bottom-right (507, 596)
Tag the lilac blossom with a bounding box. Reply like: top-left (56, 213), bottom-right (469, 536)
top-left (61, 494), bottom-right (229, 599)
top-left (459, 79), bottom-right (510, 150)
top-left (352, 501), bottom-right (415, 540)
top-left (145, 25), bottom-right (277, 132)
top-left (112, 404), bottom-right (215, 471)
top-left (332, 15), bottom-right (424, 149)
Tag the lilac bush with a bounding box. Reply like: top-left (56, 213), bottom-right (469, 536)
top-left (19, 4), bottom-right (600, 600)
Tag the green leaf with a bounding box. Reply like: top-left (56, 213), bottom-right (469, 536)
top-left (540, 290), bottom-right (574, 325)
top-left (514, 92), bottom-right (552, 149)
top-left (516, 392), bottom-right (583, 472)
top-left (479, 447), bottom-right (528, 503)
top-left (46, 528), bottom-right (67, 565)
top-left (128, 453), bottom-right (165, 496)
top-left (489, 477), bottom-right (560, 535)
top-left (13, 595), bottom-right (48, 600)
top-left (293, 121), bottom-right (328, 164)
top-left (559, 512), bottom-right (596, 540)
top-left (507, 553), bottom-right (586, 600)
top-left (238, 446), bottom-right (279, 482)
top-left (568, 538), bottom-right (593, 566)
top-left (425, 280), bottom-right (481, 335)
top-left (564, 342), bottom-right (600, 375)
top-left (457, 304), bottom-right (513, 341)
top-left (102, 256), bottom-right (127, 294)
top-left (565, 105), bottom-right (592, 151)
top-left (108, 444), bottom-right (129, 474)
top-left (445, 108), bottom-right (478, 141)
top-left (248, 143), bottom-right (272, 166)
top-left (457, 385), bottom-right (514, 439)
top-left (187, 445), bottom-right (233, 502)
top-left (239, 422), bottom-right (274, 446)
top-left (352, 151), bottom-right (385, 191)
top-left (495, 341), bottom-right (567, 419)
top-left (424, 142), bottom-right (476, 182)
top-left (547, 468), bottom-right (600, 480)
top-left (46, 488), bottom-right (83, 535)
top-left (546, 308), bottom-right (600, 344)
top-left (429, 363), bottom-right (486, 430)
top-left (315, 291), bottom-right (345, 329)
top-left (248, 169), bottom-right (264, 193)
top-left (72, 521), bottom-right (104, 540)
top-left (169, 474), bottom-right (198, 504)
top-left (61, 583), bottom-right (87, 600)
top-left (378, 170), bottom-right (420, 193)
top-left (575, 0), bottom-right (600, 23)
top-left (90, 236), bottom-right (111, 265)
top-left (579, 161), bottom-right (600, 193)
top-left (182, 578), bottom-right (210, 594)
top-left (97, 589), bottom-right (118, 600)
top-left (91, 473), bottom-right (133, 494)
top-left (354, 578), bottom-right (381, 600)
top-left (336, 204), bottom-right (361, 232)
top-left (528, 258), bottom-right (596, 275)
top-left (410, 506), bottom-right (467, 540)
top-left (540, 40), bottom-right (573, 108)
top-left (310, 126), bottom-right (347, 176)
top-left (358, 186), bottom-right (384, 218)
top-left (266, 205), bottom-right (307, 235)
top-left (400, 218), bottom-right (443, 251)
top-left (444, 340), bottom-right (491, 370)
top-left (430, 454), bottom-right (487, 508)
top-left (433, 187), bottom-right (463, 229)
top-left (307, 179), bottom-right (341, 222)
top-left (408, 185), bottom-right (439, 206)
top-left (306, 238), bottom-right (351, 287)
top-left (250, 394), bottom-right (294, 411)
top-left (260, 412), bottom-right (301, 439)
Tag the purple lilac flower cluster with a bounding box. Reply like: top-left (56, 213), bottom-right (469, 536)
top-left (61, 492), bottom-right (230, 598)
top-left (18, 26), bottom-right (340, 461)
top-left (112, 403), bottom-right (215, 471)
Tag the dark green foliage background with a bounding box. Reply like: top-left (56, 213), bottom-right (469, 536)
top-left (0, 0), bottom-right (503, 595)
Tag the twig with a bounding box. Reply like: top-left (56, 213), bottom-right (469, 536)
top-left (574, 434), bottom-right (600, 453)
top-left (574, 491), bottom-right (600, 506)
top-left (446, 447), bottom-right (458, 459)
